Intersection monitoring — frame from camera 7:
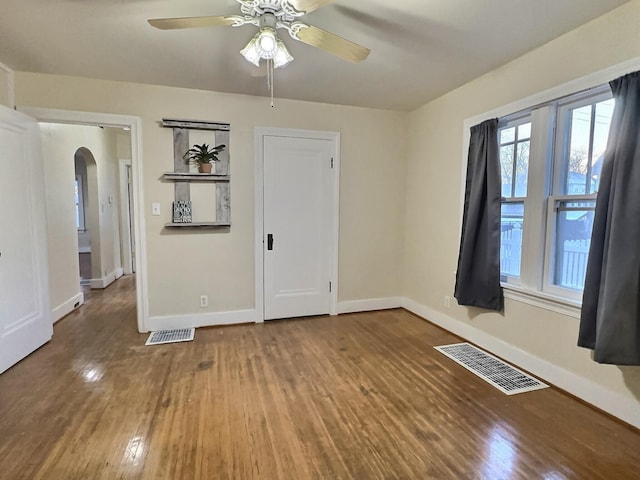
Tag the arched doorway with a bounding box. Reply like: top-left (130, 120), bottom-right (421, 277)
top-left (74, 147), bottom-right (101, 287)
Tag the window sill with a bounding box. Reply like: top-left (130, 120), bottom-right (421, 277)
top-left (501, 284), bottom-right (581, 319)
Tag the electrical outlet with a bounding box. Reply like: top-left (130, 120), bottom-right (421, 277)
top-left (200, 295), bottom-right (208, 308)
top-left (444, 296), bottom-right (451, 308)
top-left (152, 202), bottom-right (161, 216)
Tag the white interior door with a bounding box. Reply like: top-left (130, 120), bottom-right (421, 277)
top-left (263, 135), bottom-right (334, 320)
top-left (0, 106), bottom-right (52, 374)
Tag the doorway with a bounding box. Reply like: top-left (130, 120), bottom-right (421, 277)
top-left (254, 128), bottom-right (340, 322)
top-left (20, 107), bottom-right (148, 333)
top-left (74, 147), bottom-right (98, 286)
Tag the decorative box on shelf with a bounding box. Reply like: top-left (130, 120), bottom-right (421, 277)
top-left (172, 200), bottom-right (192, 223)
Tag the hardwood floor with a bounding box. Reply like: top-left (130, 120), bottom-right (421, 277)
top-left (1, 275), bottom-right (639, 479)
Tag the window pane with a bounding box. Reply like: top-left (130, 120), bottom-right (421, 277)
top-left (500, 127), bottom-right (515, 144)
top-left (514, 141), bottom-right (529, 197)
top-left (518, 122), bottom-right (531, 140)
top-left (501, 202), bottom-right (524, 278)
top-left (553, 200), bottom-right (595, 290)
top-left (590, 99), bottom-right (615, 193)
top-left (566, 105), bottom-right (592, 195)
top-left (500, 145), bottom-right (514, 198)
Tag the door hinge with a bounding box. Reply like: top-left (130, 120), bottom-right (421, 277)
top-left (330, 157), bottom-right (334, 169)
top-left (329, 281), bottom-right (332, 293)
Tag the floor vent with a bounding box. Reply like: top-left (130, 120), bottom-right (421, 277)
top-left (434, 342), bottom-right (548, 395)
top-left (145, 328), bottom-right (195, 346)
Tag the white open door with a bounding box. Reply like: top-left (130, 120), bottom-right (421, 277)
top-left (263, 135), bottom-right (335, 320)
top-left (0, 105), bottom-right (52, 374)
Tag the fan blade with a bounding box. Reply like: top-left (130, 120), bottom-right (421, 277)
top-left (288, 0), bottom-right (336, 14)
top-left (293, 24), bottom-right (370, 63)
top-left (148, 16), bottom-right (235, 30)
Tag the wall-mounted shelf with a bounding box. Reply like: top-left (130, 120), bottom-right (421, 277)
top-left (163, 173), bottom-right (230, 182)
top-left (165, 221), bottom-right (231, 228)
top-left (162, 118), bottom-right (231, 228)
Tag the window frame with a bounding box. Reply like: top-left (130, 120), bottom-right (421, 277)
top-left (552, 89), bottom-right (614, 197)
top-left (540, 88), bottom-right (612, 300)
top-left (496, 87), bottom-right (613, 307)
top-left (460, 61), bottom-right (640, 317)
top-left (543, 194), bottom-right (597, 301)
top-left (498, 114), bottom-right (532, 285)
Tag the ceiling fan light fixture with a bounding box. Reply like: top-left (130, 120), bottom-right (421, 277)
top-left (240, 35), bottom-right (261, 66)
top-left (255, 27), bottom-right (278, 59)
top-left (273, 39), bottom-right (293, 68)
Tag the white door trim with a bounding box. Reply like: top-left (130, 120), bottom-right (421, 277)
top-left (19, 106), bottom-right (149, 333)
top-left (118, 159), bottom-right (134, 275)
top-left (254, 127), bottom-right (340, 323)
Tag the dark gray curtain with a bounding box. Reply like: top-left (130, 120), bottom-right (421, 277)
top-left (454, 118), bottom-right (503, 311)
top-left (578, 71), bottom-right (640, 365)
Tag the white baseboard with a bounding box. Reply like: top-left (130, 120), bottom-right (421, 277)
top-left (51, 292), bottom-right (84, 324)
top-left (90, 270), bottom-right (118, 289)
top-left (337, 297), bottom-right (402, 314)
top-left (400, 297), bottom-right (640, 429)
top-left (115, 267), bottom-right (124, 280)
top-left (148, 309), bottom-right (257, 332)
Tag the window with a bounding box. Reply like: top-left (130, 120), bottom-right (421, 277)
top-left (498, 87), bottom-right (614, 303)
top-left (75, 174), bottom-right (85, 231)
top-left (499, 117), bottom-right (531, 281)
top-left (544, 93), bottom-right (614, 299)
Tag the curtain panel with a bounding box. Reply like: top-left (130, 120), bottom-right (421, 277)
top-left (578, 70), bottom-right (640, 365)
top-left (454, 118), bottom-right (503, 311)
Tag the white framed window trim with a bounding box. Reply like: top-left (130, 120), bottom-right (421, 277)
top-left (498, 114), bottom-right (531, 286)
top-left (461, 56), bottom-right (640, 317)
top-left (501, 92), bottom-right (610, 311)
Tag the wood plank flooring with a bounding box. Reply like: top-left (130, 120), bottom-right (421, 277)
top-left (1, 275), bottom-right (639, 479)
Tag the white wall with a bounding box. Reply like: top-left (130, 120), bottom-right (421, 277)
top-left (0, 63), bottom-right (13, 108)
top-left (116, 131), bottom-right (132, 160)
top-left (403, 0), bottom-right (640, 427)
top-left (40, 123), bottom-right (123, 321)
top-left (15, 77), bottom-right (408, 321)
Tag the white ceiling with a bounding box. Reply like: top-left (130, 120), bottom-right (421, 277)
top-left (0, 0), bottom-right (631, 111)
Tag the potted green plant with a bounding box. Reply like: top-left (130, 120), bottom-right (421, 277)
top-left (183, 143), bottom-right (226, 173)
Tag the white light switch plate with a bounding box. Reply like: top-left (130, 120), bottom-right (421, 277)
top-left (152, 202), bottom-right (161, 216)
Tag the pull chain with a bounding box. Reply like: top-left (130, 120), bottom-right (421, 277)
top-left (267, 58), bottom-right (275, 108)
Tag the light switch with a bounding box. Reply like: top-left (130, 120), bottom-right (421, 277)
top-left (152, 202), bottom-right (161, 216)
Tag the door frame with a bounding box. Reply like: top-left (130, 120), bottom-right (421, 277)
top-left (19, 107), bottom-right (149, 333)
top-left (254, 127), bottom-right (340, 323)
top-left (119, 159), bottom-right (134, 275)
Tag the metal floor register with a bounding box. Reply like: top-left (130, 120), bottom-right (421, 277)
top-left (435, 342), bottom-right (548, 395)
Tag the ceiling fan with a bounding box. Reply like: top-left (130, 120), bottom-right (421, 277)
top-left (148, 0), bottom-right (371, 69)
